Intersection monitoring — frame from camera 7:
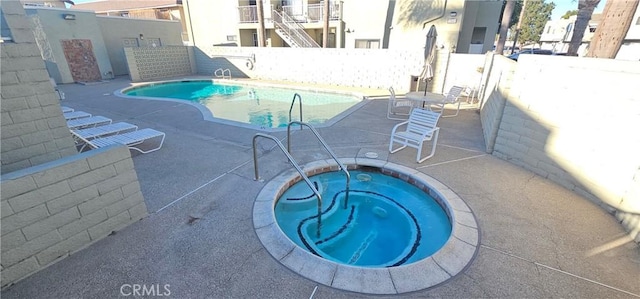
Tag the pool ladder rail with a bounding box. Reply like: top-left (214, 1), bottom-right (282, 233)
top-left (286, 121), bottom-right (351, 209)
top-left (253, 133), bottom-right (323, 238)
top-left (253, 122), bottom-right (352, 238)
top-left (288, 93), bottom-right (302, 129)
top-left (214, 68), bottom-right (231, 79)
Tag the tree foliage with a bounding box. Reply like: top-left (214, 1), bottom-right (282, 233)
top-left (513, 0), bottom-right (555, 46)
top-left (561, 10), bottom-right (579, 19)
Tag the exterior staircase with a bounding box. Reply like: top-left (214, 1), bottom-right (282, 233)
top-left (272, 10), bottom-right (320, 48)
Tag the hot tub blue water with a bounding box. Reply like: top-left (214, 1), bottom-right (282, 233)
top-left (122, 80), bottom-right (362, 129)
top-left (274, 170), bottom-right (452, 267)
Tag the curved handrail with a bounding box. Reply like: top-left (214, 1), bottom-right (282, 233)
top-left (214, 68), bottom-right (231, 79)
top-left (252, 133), bottom-right (322, 237)
top-left (288, 93), bottom-right (303, 129)
top-left (286, 121), bottom-right (351, 209)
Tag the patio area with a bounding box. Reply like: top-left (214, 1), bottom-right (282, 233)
top-left (2, 76), bottom-right (639, 298)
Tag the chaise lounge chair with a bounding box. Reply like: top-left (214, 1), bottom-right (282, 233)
top-left (71, 122), bottom-right (139, 151)
top-left (61, 106), bottom-right (74, 113)
top-left (67, 116), bottom-right (112, 130)
top-left (83, 128), bottom-right (166, 154)
top-left (389, 108), bottom-right (441, 163)
top-left (63, 111), bottom-right (92, 120)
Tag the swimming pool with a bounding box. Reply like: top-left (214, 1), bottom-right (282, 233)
top-left (118, 80), bottom-right (364, 129)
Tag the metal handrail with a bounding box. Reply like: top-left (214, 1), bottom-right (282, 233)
top-left (288, 93), bottom-right (302, 129)
top-left (286, 121), bottom-right (351, 209)
top-left (253, 133), bottom-right (322, 238)
top-left (214, 68), bottom-right (231, 79)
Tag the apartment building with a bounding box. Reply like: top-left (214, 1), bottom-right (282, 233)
top-left (539, 14), bottom-right (602, 55)
top-left (72, 0), bottom-right (189, 43)
top-left (183, 0), bottom-right (502, 53)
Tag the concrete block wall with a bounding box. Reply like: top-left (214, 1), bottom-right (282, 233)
top-left (124, 46), bottom-right (195, 82)
top-left (195, 46), bottom-right (425, 92)
top-left (479, 53), bottom-right (640, 242)
top-left (1, 145), bottom-right (148, 287)
top-left (1, 1), bottom-right (77, 174)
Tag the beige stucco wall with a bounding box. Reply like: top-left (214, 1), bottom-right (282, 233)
top-left (183, 0), bottom-right (240, 47)
top-left (24, 7), bottom-right (113, 84)
top-left (478, 53), bottom-right (640, 241)
top-left (97, 16), bottom-right (184, 76)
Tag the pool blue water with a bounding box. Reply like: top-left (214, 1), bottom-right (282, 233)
top-left (274, 170), bottom-right (452, 267)
top-left (124, 81), bottom-right (361, 128)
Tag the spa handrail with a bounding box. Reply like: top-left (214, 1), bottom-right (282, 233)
top-left (286, 121), bottom-right (350, 209)
top-left (252, 133), bottom-right (322, 238)
top-left (288, 93), bottom-right (303, 129)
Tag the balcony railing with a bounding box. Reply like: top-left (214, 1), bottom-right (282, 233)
top-left (306, 2), bottom-right (341, 22)
top-left (238, 5), bottom-right (274, 23)
top-left (240, 2), bottom-right (341, 24)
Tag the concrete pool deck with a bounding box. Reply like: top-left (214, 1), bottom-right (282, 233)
top-left (2, 76), bottom-right (639, 298)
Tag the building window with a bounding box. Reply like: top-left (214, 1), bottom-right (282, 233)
top-left (1, 8), bottom-right (12, 42)
top-left (252, 33), bottom-right (258, 47)
top-left (355, 39), bottom-right (380, 49)
top-left (589, 25), bottom-right (596, 33)
top-left (637, 16), bottom-right (640, 25)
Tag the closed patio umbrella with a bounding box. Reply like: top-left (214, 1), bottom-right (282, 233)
top-left (420, 25), bottom-right (438, 95)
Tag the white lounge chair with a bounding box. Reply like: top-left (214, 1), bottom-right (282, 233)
top-left (421, 86), bottom-right (464, 118)
top-left (85, 128), bottom-right (166, 154)
top-left (64, 111), bottom-right (91, 120)
top-left (67, 116), bottom-right (112, 130)
top-left (71, 122), bottom-right (138, 151)
top-left (387, 87), bottom-right (416, 120)
top-left (61, 106), bottom-right (74, 113)
top-left (389, 109), bottom-right (441, 163)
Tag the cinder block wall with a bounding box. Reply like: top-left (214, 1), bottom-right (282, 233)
top-left (124, 46), bottom-right (195, 82)
top-left (479, 54), bottom-right (640, 243)
top-left (1, 145), bottom-right (148, 287)
top-left (195, 46), bottom-right (424, 92)
top-left (1, 1), bottom-right (77, 174)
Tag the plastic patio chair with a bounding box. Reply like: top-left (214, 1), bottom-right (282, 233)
top-left (71, 122), bottom-right (139, 151)
top-left (424, 85), bottom-right (464, 118)
top-left (387, 86), bottom-right (416, 120)
top-left (67, 116), bottom-right (112, 130)
top-left (389, 108), bottom-right (441, 163)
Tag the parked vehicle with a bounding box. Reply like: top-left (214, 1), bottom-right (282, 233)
top-left (507, 49), bottom-right (553, 61)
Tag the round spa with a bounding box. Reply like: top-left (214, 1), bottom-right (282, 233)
top-left (252, 159), bottom-right (480, 294)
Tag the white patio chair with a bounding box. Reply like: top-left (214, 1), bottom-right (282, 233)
top-left (61, 106), bottom-right (74, 113)
top-left (67, 116), bottom-right (112, 130)
top-left (389, 109), bottom-right (441, 163)
top-left (387, 87), bottom-right (416, 120)
top-left (424, 85), bottom-right (464, 118)
top-left (85, 128), bottom-right (166, 154)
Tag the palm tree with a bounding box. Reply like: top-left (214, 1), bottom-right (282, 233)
top-left (322, 0), bottom-right (330, 47)
top-left (496, 0), bottom-right (517, 55)
top-left (256, 0), bottom-right (266, 47)
top-left (567, 0), bottom-right (600, 56)
top-left (587, 0), bottom-right (640, 58)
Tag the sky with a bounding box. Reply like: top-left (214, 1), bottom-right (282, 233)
top-left (550, 0), bottom-right (605, 20)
